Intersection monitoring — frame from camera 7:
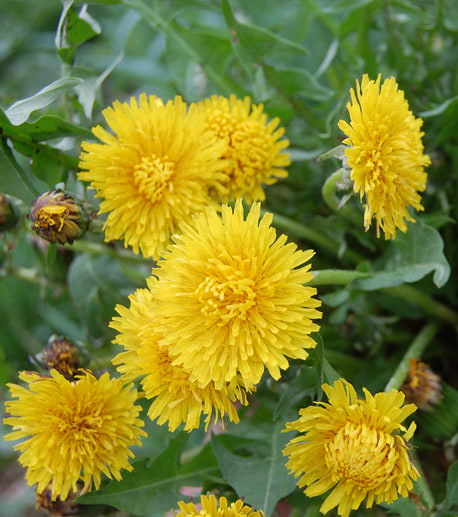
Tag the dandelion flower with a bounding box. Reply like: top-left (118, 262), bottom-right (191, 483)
top-left (152, 200), bottom-right (321, 389)
top-left (79, 94), bottom-right (225, 259)
top-left (283, 379), bottom-right (419, 517)
top-left (176, 494), bottom-right (264, 517)
top-left (401, 358), bottom-right (442, 410)
top-left (111, 278), bottom-right (251, 432)
top-left (4, 370), bottom-right (146, 501)
top-left (195, 95), bottom-right (290, 202)
top-left (338, 74), bottom-right (430, 239)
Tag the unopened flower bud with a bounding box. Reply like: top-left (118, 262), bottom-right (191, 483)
top-left (401, 358), bottom-right (442, 410)
top-left (0, 193), bottom-right (19, 232)
top-left (29, 190), bottom-right (87, 244)
top-left (35, 335), bottom-right (80, 380)
top-left (36, 486), bottom-right (78, 516)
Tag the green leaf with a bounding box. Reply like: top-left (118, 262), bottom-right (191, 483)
top-left (212, 421), bottom-right (297, 516)
top-left (4, 77), bottom-right (83, 126)
top-left (419, 96), bottom-right (458, 118)
top-left (56, 2), bottom-right (101, 64)
top-left (441, 461), bottom-right (458, 511)
top-left (0, 111), bottom-right (92, 141)
top-left (78, 433), bottom-right (188, 515)
top-left (0, 137), bottom-right (41, 202)
top-left (355, 221), bottom-right (451, 290)
top-left (419, 384), bottom-right (458, 441)
top-left (383, 497), bottom-right (425, 516)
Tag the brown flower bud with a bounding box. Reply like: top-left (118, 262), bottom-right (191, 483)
top-left (29, 190), bottom-right (87, 244)
top-left (36, 486), bottom-right (78, 516)
top-left (401, 358), bottom-right (442, 410)
top-left (35, 336), bottom-right (80, 380)
top-left (0, 193), bottom-right (19, 232)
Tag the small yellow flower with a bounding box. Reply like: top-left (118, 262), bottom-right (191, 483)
top-left (283, 379), bottom-right (419, 517)
top-left (195, 95), bottom-right (290, 203)
top-left (338, 74), bottom-right (430, 239)
top-left (79, 94), bottom-right (225, 259)
top-left (176, 494), bottom-right (264, 517)
top-left (111, 278), bottom-right (251, 432)
top-left (29, 190), bottom-right (86, 244)
top-left (4, 370), bottom-right (146, 501)
top-left (152, 200), bottom-right (321, 389)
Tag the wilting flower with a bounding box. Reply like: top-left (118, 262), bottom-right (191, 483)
top-left (152, 200), bottom-right (321, 389)
top-left (401, 358), bottom-right (442, 410)
top-left (0, 193), bottom-right (19, 232)
top-left (29, 190), bottom-right (87, 244)
top-left (79, 94), bottom-right (226, 259)
top-left (283, 379), bottom-right (419, 517)
top-left (4, 370), bottom-right (145, 501)
top-left (111, 278), bottom-right (251, 432)
top-left (34, 335), bottom-right (80, 380)
top-left (175, 494), bottom-right (264, 517)
top-left (195, 95), bottom-right (290, 203)
top-left (338, 74), bottom-right (430, 239)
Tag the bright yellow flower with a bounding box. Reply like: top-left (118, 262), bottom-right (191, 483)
top-left (4, 370), bottom-right (146, 501)
top-left (152, 200), bottom-right (321, 389)
top-left (338, 74), bottom-right (430, 239)
top-left (111, 278), bottom-right (251, 432)
top-left (176, 494), bottom-right (264, 517)
top-left (79, 94), bottom-right (225, 259)
top-left (195, 95), bottom-right (290, 203)
top-left (283, 379), bottom-right (419, 517)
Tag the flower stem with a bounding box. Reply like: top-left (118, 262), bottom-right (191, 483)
top-left (271, 213), bottom-right (364, 264)
top-left (384, 322), bottom-right (439, 392)
top-left (309, 269), bottom-right (458, 327)
top-left (69, 239), bottom-right (153, 265)
top-left (412, 451), bottom-right (435, 510)
top-left (321, 168), bottom-right (361, 225)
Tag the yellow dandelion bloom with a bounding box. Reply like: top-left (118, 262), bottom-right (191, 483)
top-left (338, 74), bottom-right (430, 239)
top-left (176, 494), bottom-right (264, 517)
top-left (152, 200), bottom-right (321, 389)
top-left (4, 370), bottom-right (146, 501)
top-left (79, 94), bottom-right (225, 259)
top-left (111, 278), bottom-right (252, 432)
top-left (195, 95), bottom-right (290, 203)
top-left (283, 379), bottom-right (419, 517)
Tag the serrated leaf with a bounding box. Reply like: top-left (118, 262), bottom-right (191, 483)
top-left (212, 421), bottom-right (297, 516)
top-left (78, 433), bottom-right (188, 515)
top-left (383, 497), bottom-right (425, 516)
top-left (419, 384), bottom-right (458, 441)
top-left (4, 77), bottom-right (83, 126)
top-left (355, 221), bottom-right (450, 290)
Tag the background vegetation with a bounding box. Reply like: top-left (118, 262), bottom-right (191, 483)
top-left (1, 0), bottom-right (457, 515)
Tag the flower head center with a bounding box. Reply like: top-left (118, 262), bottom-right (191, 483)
top-left (324, 422), bottom-right (395, 489)
top-left (194, 272), bottom-right (256, 323)
top-left (133, 154), bottom-right (174, 203)
top-left (56, 407), bottom-right (103, 440)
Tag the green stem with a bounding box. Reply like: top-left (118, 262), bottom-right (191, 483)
top-left (69, 239), bottom-right (153, 265)
top-left (321, 168), bottom-right (361, 225)
top-left (310, 269), bottom-right (370, 285)
top-left (271, 213), bottom-right (364, 264)
top-left (382, 284), bottom-right (458, 327)
top-left (412, 451), bottom-right (436, 510)
top-left (384, 322), bottom-right (439, 392)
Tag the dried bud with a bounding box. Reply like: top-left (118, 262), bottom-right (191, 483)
top-left (35, 336), bottom-right (80, 380)
top-left (36, 486), bottom-right (78, 516)
top-left (0, 193), bottom-right (19, 232)
top-left (401, 358), bottom-right (442, 410)
top-left (29, 190), bottom-right (87, 244)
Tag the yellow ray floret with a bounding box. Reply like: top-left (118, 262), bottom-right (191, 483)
top-left (111, 280), bottom-right (252, 432)
top-left (176, 494), bottom-right (264, 517)
top-left (338, 74), bottom-right (430, 239)
top-left (79, 94), bottom-right (226, 259)
top-left (283, 379), bottom-right (419, 517)
top-left (3, 370), bottom-right (146, 501)
top-left (152, 200), bottom-right (321, 389)
top-left (194, 95), bottom-right (290, 203)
